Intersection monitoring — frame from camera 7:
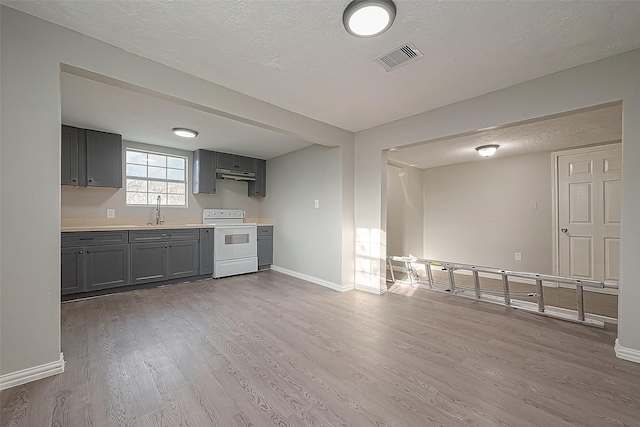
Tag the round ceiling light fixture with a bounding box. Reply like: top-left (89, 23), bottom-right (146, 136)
top-left (475, 144), bottom-right (500, 157)
top-left (172, 128), bottom-right (198, 138)
top-left (343, 0), bottom-right (396, 37)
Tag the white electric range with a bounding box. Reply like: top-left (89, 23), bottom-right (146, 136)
top-left (202, 209), bottom-right (257, 278)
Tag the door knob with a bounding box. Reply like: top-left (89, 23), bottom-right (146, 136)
top-left (561, 228), bottom-right (568, 233)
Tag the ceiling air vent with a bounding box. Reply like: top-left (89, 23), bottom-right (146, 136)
top-left (376, 42), bottom-right (423, 72)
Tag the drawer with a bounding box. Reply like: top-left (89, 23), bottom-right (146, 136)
top-left (62, 231), bottom-right (129, 247)
top-left (129, 228), bottom-right (200, 242)
top-left (257, 226), bottom-right (273, 236)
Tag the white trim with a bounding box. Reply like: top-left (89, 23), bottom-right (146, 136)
top-left (0, 353), bottom-right (65, 391)
top-left (551, 142), bottom-right (622, 277)
top-left (615, 339), bottom-right (640, 364)
top-left (270, 265), bottom-right (354, 292)
top-left (355, 284), bottom-right (387, 295)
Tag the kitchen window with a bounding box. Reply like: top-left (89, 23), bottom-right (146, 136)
top-left (125, 149), bottom-right (187, 207)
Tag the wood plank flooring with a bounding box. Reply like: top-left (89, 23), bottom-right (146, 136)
top-left (2, 270), bottom-right (639, 426)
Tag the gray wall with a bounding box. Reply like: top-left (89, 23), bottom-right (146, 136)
top-left (61, 141), bottom-right (261, 221)
top-left (354, 49), bottom-right (640, 355)
top-left (260, 144), bottom-right (345, 285)
top-left (422, 151), bottom-right (553, 273)
top-left (0, 6), bottom-right (351, 378)
top-left (386, 164), bottom-right (424, 258)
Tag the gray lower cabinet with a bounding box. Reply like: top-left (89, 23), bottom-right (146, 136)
top-left (199, 228), bottom-right (214, 275)
top-left (85, 244), bottom-right (131, 291)
top-left (130, 242), bottom-right (169, 285)
top-left (62, 228), bottom-right (206, 296)
top-left (130, 234), bottom-right (200, 285)
top-left (169, 240), bottom-right (199, 279)
top-left (61, 247), bottom-right (84, 294)
top-left (61, 244), bottom-right (130, 294)
top-left (257, 226), bottom-right (273, 269)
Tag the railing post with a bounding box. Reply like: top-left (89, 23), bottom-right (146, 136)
top-left (405, 261), bottom-right (414, 285)
top-left (388, 257), bottom-right (395, 283)
top-left (576, 283), bottom-right (585, 321)
top-left (502, 272), bottom-right (511, 306)
top-left (472, 270), bottom-right (481, 298)
top-left (536, 279), bottom-right (545, 313)
top-left (426, 263), bottom-right (434, 289)
top-left (447, 265), bottom-right (456, 293)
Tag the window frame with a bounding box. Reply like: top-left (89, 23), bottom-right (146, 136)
top-left (124, 148), bottom-right (189, 208)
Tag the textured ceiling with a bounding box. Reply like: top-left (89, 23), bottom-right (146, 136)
top-left (387, 104), bottom-right (622, 170)
top-left (5, 1), bottom-right (640, 132)
top-left (61, 73), bottom-right (313, 160)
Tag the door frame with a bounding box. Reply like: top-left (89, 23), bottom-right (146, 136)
top-left (551, 141), bottom-right (622, 291)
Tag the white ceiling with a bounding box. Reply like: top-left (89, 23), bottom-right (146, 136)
top-left (61, 72), bottom-right (313, 159)
top-left (5, 1), bottom-right (640, 133)
top-left (387, 104), bottom-right (622, 169)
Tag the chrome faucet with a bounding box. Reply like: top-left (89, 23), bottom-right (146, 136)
top-left (155, 195), bottom-right (164, 225)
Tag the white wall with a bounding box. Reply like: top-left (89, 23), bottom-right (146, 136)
top-left (61, 141), bottom-right (261, 221)
top-left (355, 49), bottom-right (640, 358)
top-left (422, 151), bottom-right (552, 273)
top-left (0, 6), bottom-right (352, 380)
top-left (260, 144), bottom-right (347, 287)
top-left (386, 163), bottom-right (424, 258)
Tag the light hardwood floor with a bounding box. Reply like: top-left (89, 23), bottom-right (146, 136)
top-left (2, 270), bottom-right (639, 426)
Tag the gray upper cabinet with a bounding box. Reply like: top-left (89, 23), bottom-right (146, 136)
top-left (248, 159), bottom-right (266, 197)
top-left (216, 152), bottom-right (255, 173)
top-left (61, 125), bottom-right (80, 186)
top-left (61, 125), bottom-right (122, 188)
top-left (194, 149), bottom-right (266, 197)
top-left (193, 149), bottom-right (217, 194)
top-left (86, 130), bottom-right (122, 188)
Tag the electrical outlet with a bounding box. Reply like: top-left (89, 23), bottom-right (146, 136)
top-left (515, 252), bottom-right (522, 261)
top-left (107, 209), bottom-right (116, 218)
top-left (314, 199), bottom-right (320, 209)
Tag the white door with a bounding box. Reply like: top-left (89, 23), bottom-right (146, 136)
top-left (557, 145), bottom-right (621, 283)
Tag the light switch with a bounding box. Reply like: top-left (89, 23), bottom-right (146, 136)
top-left (314, 199), bottom-right (320, 209)
top-left (107, 209), bottom-right (116, 218)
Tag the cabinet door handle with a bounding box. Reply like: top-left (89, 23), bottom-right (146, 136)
top-left (86, 250), bottom-right (91, 253)
top-left (72, 178), bottom-right (77, 182)
top-left (88, 179), bottom-right (93, 182)
top-left (79, 251), bottom-right (83, 254)
top-left (79, 237), bottom-right (95, 240)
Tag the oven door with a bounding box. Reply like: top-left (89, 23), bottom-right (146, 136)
top-left (214, 225), bottom-right (257, 260)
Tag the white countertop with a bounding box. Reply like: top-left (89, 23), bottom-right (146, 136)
top-left (61, 224), bottom-right (215, 232)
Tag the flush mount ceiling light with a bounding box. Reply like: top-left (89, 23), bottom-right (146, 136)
top-left (475, 144), bottom-right (500, 157)
top-left (343, 0), bottom-right (396, 37)
top-left (172, 128), bottom-right (198, 138)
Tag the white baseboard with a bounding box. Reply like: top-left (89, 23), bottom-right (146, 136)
top-left (615, 339), bottom-right (640, 364)
top-left (355, 284), bottom-right (387, 295)
top-left (270, 265), bottom-right (354, 292)
top-left (0, 353), bottom-right (65, 391)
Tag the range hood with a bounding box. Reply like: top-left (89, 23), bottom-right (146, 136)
top-left (216, 168), bottom-right (256, 181)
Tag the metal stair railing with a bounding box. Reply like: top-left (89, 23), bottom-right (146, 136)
top-left (387, 255), bottom-right (619, 327)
